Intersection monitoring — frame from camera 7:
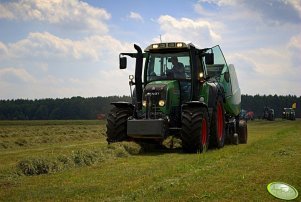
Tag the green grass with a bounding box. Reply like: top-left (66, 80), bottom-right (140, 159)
top-left (0, 119), bottom-right (300, 201)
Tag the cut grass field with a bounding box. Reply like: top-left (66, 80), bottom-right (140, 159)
top-left (0, 119), bottom-right (300, 201)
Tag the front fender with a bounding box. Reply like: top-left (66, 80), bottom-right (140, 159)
top-left (111, 102), bottom-right (134, 110)
top-left (182, 101), bottom-right (208, 110)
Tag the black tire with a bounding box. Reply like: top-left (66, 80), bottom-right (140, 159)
top-left (238, 120), bottom-right (248, 144)
top-left (181, 106), bottom-right (209, 153)
top-left (209, 96), bottom-right (226, 148)
top-left (106, 107), bottom-right (132, 143)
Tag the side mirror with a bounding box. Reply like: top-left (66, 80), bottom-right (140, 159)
top-left (224, 72), bottom-right (230, 82)
top-left (119, 56), bottom-right (127, 69)
top-left (205, 53), bottom-right (214, 65)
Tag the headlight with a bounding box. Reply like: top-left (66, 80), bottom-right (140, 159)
top-left (199, 72), bottom-right (204, 78)
top-left (129, 75), bottom-right (134, 80)
top-left (152, 44), bottom-right (159, 49)
top-left (158, 100), bottom-right (165, 107)
top-left (176, 43), bottom-right (183, 47)
top-left (142, 100), bottom-right (146, 107)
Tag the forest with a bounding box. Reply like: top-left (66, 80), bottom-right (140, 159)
top-left (241, 94), bottom-right (300, 118)
top-left (0, 94), bottom-right (299, 120)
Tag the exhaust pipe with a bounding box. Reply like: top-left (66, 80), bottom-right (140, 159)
top-left (134, 44), bottom-right (143, 110)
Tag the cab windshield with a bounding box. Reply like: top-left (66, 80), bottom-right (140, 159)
top-left (145, 52), bottom-right (191, 83)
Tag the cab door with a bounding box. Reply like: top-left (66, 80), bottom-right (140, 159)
top-left (206, 45), bottom-right (232, 97)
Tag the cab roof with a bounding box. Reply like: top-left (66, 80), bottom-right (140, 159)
top-left (144, 42), bottom-right (196, 52)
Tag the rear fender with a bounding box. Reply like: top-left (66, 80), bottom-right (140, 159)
top-left (206, 82), bottom-right (225, 118)
top-left (207, 83), bottom-right (224, 105)
top-left (207, 83), bottom-right (218, 108)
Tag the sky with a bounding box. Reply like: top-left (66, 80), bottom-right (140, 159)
top-left (0, 0), bottom-right (300, 99)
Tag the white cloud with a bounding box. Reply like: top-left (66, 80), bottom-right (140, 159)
top-left (227, 46), bottom-right (301, 95)
top-left (197, 0), bottom-right (301, 25)
top-left (153, 9), bottom-right (301, 95)
top-left (243, 49), bottom-right (289, 76)
top-left (0, 67), bottom-right (133, 99)
top-left (288, 33), bottom-right (301, 61)
top-left (0, 4), bottom-right (15, 19)
top-left (0, 67), bottom-right (36, 83)
top-left (7, 32), bottom-right (98, 61)
top-left (198, 0), bottom-right (238, 6)
top-left (194, 4), bottom-right (214, 17)
top-left (287, 33), bottom-right (301, 76)
top-left (64, 69), bottom-right (134, 97)
top-left (156, 15), bottom-right (221, 47)
top-left (193, 0), bottom-right (301, 96)
top-left (3, 32), bottom-right (132, 64)
top-left (289, 0), bottom-right (301, 17)
top-left (0, 31), bottom-right (136, 99)
top-left (128, 11), bottom-right (144, 22)
top-left (245, 0), bottom-right (301, 25)
top-left (0, 0), bottom-right (111, 33)
top-left (0, 1), bottom-right (133, 99)
top-left (1, 0), bottom-right (300, 99)
top-left (35, 62), bottom-right (49, 72)
top-left (0, 42), bottom-right (8, 56)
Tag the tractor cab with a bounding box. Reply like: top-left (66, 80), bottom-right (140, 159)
top-left (142, 43), bottom-right (195, 120)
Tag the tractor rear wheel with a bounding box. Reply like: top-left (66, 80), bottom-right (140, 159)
top-left (106, 107), bottom-right (132, 143)
top-left (238, 120), bottom-right (248, 144)
top-left (181, 106), bottom-right (209, 153)
top-left (210, 96), bottom-right (225, 148)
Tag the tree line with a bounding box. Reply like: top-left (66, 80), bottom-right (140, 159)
top-left (0, 96), bottom-right (130, 120)
top-left (241, 94), bottom-right (300, 119)
top-left (0, 94), bottom-right (299, 120)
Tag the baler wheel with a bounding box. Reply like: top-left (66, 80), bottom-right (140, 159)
top-left (238, 120), bottom-right (248, 144)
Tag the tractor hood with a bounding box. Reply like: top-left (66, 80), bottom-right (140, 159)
top-left (143, 80), bottom-right (180, 115)
top-left (145, 80), bottom-right (180, 89)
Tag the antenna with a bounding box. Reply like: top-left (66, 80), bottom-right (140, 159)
top-left (160, 34), bottom-right (162, 43)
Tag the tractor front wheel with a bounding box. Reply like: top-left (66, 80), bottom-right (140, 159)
top-left (106, 107), bottom-right (132, 143)
top-left (181, 106), bottom-right (209, 153)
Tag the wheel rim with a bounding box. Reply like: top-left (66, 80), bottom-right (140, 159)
top-left (217, 102), bottom-right (223, 140)
top-left (201, 118), bottom-right (207, 146)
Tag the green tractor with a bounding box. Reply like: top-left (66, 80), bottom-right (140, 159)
top-left (106, 42), bottom-right (247, 153)
top-left (263, 106), bottom-right (275, 121)
top-left (282, 108), bottom-right (296, 120)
